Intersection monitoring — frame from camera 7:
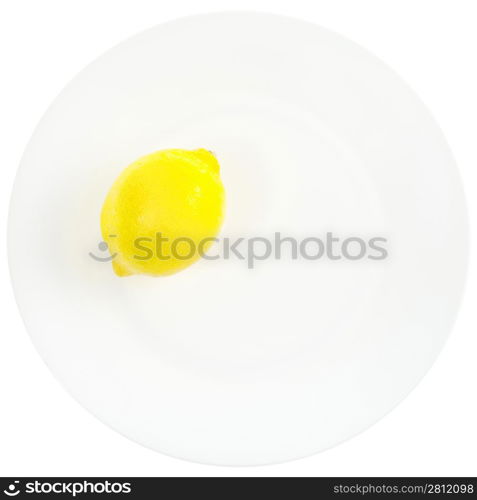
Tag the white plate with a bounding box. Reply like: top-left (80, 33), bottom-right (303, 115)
top-left (8, 13), bottom-right (468, 465)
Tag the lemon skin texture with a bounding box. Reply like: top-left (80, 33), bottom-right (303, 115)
top-left (100, 149), bottom-right (225, 277)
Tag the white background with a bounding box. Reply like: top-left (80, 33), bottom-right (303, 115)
top-left (0, 0), bottom-right (475, 477)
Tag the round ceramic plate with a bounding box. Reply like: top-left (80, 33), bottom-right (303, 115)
top-left (8, 12), bottom-right (468, 465)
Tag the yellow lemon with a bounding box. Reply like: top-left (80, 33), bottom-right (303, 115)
top-left (100, 149), bottom-right (225, 277)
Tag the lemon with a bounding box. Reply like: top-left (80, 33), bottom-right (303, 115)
top-left (100, 149), bottom-right (225, 277)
